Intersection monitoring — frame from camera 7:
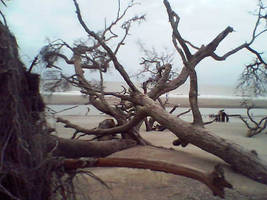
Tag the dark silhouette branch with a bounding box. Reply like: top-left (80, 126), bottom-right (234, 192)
top-left (28, 55), bottom-right (39, 72)
top-left (246, 46), bottom-right (267, 66)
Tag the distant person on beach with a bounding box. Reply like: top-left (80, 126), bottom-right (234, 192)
top-left (218, 110), bottom-right (229, 122)
top-left (210, 110), bottom-right (229, 122)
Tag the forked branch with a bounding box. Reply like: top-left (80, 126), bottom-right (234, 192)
top-left (211, 0), bottom-right (267, 61)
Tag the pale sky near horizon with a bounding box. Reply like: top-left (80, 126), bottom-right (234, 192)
top-left (2, 0), bottom-right (267, 86)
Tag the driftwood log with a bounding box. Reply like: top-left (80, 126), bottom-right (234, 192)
top-left (62, 157), bottom-right (233, 198)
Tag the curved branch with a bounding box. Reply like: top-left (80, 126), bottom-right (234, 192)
top-left (103, 0), bottom-right (138, 38)
top-left (246, 107), bottom-right (259, 128)
top-left (56, 109), bottom-right (147, 136)
top-left (63, 157), bottom-right (232, 198)
top-left (101, 92), bottom-right (143, 105)
top-left (246, 46), bottom-right (267, 65)
top-left (205, 26), bottom-right (234, 56)
top-left (211, 43), bottom-right (247, 61)
top-left (258, 116), bottom-right (267, 127)
top-left (211, 2), bottom-right (266, 62)
top-left (149, 66), bottom-right (190, 99)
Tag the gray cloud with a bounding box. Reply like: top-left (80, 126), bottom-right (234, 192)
top-left (3, 0), bottom-right (266, 86)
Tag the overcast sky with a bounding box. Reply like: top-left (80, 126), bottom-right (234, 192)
top-left (3, 0), bottom-right (267, 86)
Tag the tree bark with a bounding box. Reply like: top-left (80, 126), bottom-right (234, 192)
top-left (62, 157), bottom-right (232, 198)
top-left (139, 94), bottom-right (267, 184)
top-left (188, 68), bottom-right (203, 126)
top-left (46, 135), bottom-right (137, 158)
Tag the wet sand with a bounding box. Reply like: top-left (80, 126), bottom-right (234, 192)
top-left (53, 115), bottom-right (267, 200)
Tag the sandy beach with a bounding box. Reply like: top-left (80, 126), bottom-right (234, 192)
top-left (43, 83), bottom-right (267, 199)
top-left (52, 114), bottom-right (267, 200)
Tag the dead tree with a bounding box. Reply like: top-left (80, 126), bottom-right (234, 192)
top-left (2, 0), bottom-right (267, 198)
top-left (0, 1), bottom-right (236, 199)
top-left (20, 0), bottom-right (266, 190)
top-left (0, 10), bottom-right (234, 200)
top-left (35, 0), bottom-right (267, 185)
top-left (58, 0), bottom-right (267, 185)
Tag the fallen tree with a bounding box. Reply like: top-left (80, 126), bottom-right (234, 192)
top-left (0, 2), bottom-right (234, 199)
top-left (0, 16), bottom-right (233, 200)
top-left (1, 0), bottom-right (267, 199)
top-left (44, 0), bottom-right (267, 184)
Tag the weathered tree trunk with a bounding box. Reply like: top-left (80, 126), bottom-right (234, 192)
top-left (188, 68), bottom-right (203, 126)
top-left (46, 135), bottom-right (136, 158)
top-left (140, 95), bottom-right (267, 184)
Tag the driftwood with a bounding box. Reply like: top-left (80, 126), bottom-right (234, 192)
top-left (62, 157), bottom-right (232, 198)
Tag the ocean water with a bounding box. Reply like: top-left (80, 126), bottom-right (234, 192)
top-left (46, 104), bottom-right (267, 119)
top-left (43, 82), bottom-right (267, 118)
top-left (42, 81), bottom-right (239, 96)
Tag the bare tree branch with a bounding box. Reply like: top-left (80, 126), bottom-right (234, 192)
top-left (164, 0), bottom-right (192, 60)
top-left (72, 0), bottom-right (139, 92)
top-left (211, 1), bottom-right (266, 62)
top-left (56, 108), bottom-right (147, 137)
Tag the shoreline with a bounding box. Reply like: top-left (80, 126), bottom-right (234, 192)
top-left (42, 92), bottom-right (267, 108)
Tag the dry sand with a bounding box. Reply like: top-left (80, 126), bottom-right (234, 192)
top-left (53, 115), bottom-right (267, 200)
